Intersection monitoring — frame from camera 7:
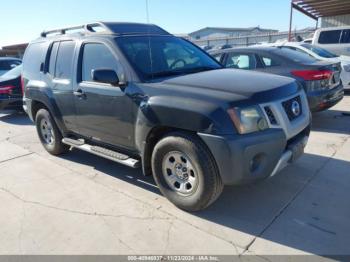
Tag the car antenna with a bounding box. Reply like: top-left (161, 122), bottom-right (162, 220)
top-left (145, 0), bottom-right (154, 79)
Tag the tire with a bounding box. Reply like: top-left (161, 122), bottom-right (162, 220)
top-left (151, 132), bottom-right (224, 212)
top-left (35, 108), bottom-right (69, 155)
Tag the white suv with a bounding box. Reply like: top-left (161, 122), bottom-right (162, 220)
top-left (312, 26), bottom-right (350, 56)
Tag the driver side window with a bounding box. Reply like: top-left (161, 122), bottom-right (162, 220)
top-left (80, 43), bottom-right (122, 83)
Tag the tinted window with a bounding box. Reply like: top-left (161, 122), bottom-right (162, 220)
top-left (0, 61), bottom-right (11, 70)
top-left (261, 55), bottom-right (280, 67)
top-left (116, 36), bottom-right (221, 80)
top-left (81, 43), bottom-right (120, 82)
top-left (48, 42), bottom-right (60, 75)
top-left (318, 30), bottom-right (341, 44)
top-left (0, 60), bottom-right (21, 70)
top-left (273, 48), bottom-right (318, 64)
top-left (282, 46), bottom-right (309, 56)
top-left (1, 64), bottom-right (22, 78)
top-left (55, 41), bottom-right (75, 79)
top-left (301, 43), bottom-right (338, 58)
top-left (341, 29), bottom-right (350, 43)
top-left (212, 53), bottom-right (223, 63)
top-left (23, 42), bottom-right (49, 76)
top-left (225, 53), bottom-right (257, 69)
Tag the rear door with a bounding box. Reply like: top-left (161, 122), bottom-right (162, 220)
top-left (73, 41), bottom-right (134, 149)
top-left (44, 40), bottom-right (79, 133)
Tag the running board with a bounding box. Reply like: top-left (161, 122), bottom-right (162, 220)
top-left (62, 138), bottom-right (140, 168)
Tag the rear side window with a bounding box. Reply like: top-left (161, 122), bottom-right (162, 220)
top-left (81, 43), bottom-right (120, 82)
top-left (225, 53), bottom-right (257, 70)
top-left (48, 42), bottom-right (60, 75)
top-left (55, 41), bottom-right (75, 79)
top-left (23, 42), bottom-right (48, 76)
top-left (318, 30), bottom-right (341, 44)
top-left (341, 29), bottom-right (350, 43)
top-left (261, 55), bottom-right (281, 67)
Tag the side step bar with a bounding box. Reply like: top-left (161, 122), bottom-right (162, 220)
top-left (62, 138), bottom-right (140, 168)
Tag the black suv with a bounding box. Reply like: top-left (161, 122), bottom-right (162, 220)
top-left (22, 22), bottom-right (311, 211)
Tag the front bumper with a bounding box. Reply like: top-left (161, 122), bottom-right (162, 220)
top-left (307, 84), bottom-right (344, 112)
top-left (22, 97), bottom-right (34, 121)
top-left (199, 126), bottom-right (310, 185)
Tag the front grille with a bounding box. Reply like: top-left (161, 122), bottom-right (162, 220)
top-left (282, 96), bottom-right (302, 121)
top-left (264, 106), bottom-right (277, 125)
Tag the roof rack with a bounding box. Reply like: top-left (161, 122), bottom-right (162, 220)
top-left (40, 22), bottom-right (112, 37)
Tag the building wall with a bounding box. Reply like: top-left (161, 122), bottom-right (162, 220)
top-left (321, 14), bottom-right (350, 28)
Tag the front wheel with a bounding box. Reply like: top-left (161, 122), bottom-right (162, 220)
top-left (151, 132), bottom-right (224, 211)
top-left (35, 108), bottom-right (69, 155)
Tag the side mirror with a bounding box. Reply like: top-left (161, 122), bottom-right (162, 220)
top-left (92, 69), bottom-right (120, 86)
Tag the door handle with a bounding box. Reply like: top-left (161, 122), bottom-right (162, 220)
top-left (73, 89), bottom-right (85, 98)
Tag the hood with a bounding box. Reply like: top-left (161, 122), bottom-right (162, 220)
top-left (160, 69), bottom-right (298, 102)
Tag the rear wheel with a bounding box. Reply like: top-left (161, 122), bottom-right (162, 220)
top-left (35, 108), bottom-right (69, 155)
top-left (151, 132), bottom-right (223, 211)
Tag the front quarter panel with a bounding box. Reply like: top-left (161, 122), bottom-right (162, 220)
top-left (133, 89), bottom-right (235, 152)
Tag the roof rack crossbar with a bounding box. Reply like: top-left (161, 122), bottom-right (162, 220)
top-left (40, 22), bottom-right (113, 37)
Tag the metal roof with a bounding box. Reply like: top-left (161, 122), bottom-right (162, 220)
top-left (189, 26), bottom-right (278, 36)
top-left (292, 0), bottom-right (350, 20)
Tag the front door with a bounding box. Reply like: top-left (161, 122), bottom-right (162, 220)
top-left (73, 42), bottom-right (134, 149)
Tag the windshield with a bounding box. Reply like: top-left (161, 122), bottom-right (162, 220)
top-left (0, 64), bottom-right (22, 78)
top-left (301, 44), bottom-right (338, 58)
top-left (116, 36), bottom-right (222, 81)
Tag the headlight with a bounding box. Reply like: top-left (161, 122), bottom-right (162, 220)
top-left (343, 64), bottom-right (350, 72)
top-left (227, 106), bottom-right (269, 134)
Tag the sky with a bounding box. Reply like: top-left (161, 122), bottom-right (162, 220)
top-left (0, 0), bottom-right (316, 46)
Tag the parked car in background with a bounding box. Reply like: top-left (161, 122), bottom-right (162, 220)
top-left (211, 44), bottom-right (233, 51)
top-left (0, 57), bottom-right (22, 76)
top-left (267, 42), bottom-right (350, 89)
top-left (201, 45), bottom-right (214, 51)
top-left (0, 65), bottom-right (23, 111)
top-left (311, 26), bottom-right (350, 56)
top-left (210, 47), bottom-right (344, 112)
top-left (22, 22), bottom-right (311, 211)
top-left (302, 38), bottom-right (313, 44)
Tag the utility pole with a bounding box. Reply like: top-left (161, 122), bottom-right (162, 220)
top-left (288, 1), bottom-right (293, 41)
